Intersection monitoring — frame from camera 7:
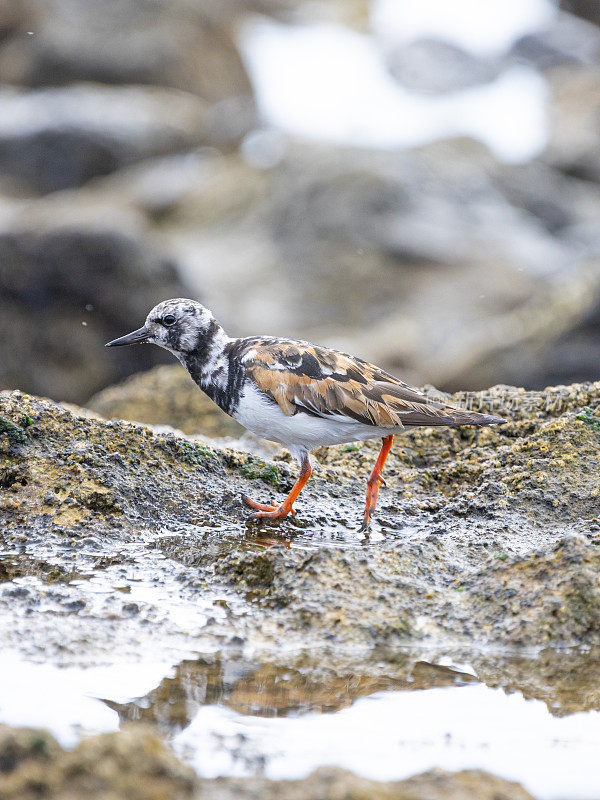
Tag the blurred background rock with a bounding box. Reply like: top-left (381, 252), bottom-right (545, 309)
top-left (1, 0), bottom-right (600, 407)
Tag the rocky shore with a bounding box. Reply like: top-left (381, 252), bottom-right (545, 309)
top-left (1, 0), bottom-right (600, 794)
top-left (0, 376), bottom-right (598, 797)
top-left (1, 376), bottom-right (599, 656)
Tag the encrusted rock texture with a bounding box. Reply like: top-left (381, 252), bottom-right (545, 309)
top-left (1, 377), bottom-right (599, 654)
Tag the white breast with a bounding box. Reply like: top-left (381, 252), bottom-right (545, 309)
top-left (233, 383), bottom-right (398, 449)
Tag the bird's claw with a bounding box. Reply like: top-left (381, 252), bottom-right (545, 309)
top-left (250, 506), bottom-right (293, 520)
top-left (242, 494), bottom-right (296, 520)
top-left (241, 494), bottom-right (277, 513)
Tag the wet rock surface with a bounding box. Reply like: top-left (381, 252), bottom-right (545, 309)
top-left (0, 380), bottom-right (599, 662)
top-left (0, 382), bottom-right (598, 796)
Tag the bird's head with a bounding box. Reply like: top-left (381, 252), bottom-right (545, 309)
top-left (105, 298), bottom-right (218, 355)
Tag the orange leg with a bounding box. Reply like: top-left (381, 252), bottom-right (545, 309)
top-left (242, 453), bottom-right (312, 520)
top-left (361, 435), bottom-right (394, 530)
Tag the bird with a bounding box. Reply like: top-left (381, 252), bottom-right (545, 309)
top-left (106, 298), bottom-right (506, 529)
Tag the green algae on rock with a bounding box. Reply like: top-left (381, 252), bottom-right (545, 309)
top-left (0, 416), bottom-right (28, 447)
top-left (576, 405), bottom-right (600, 434)
top-left (0, 389), bottom-right (239, 532)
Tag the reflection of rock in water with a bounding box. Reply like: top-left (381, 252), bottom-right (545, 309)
top-left (474, 647), bottom-right (600, 718)
top-left (104, 657), bottom-right (235, 732)
top-left (104, 655), bottom-right (478, 732)
top-left (225, 660), bottom-right (477, 716)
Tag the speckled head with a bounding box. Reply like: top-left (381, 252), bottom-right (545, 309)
top-left (105, 298), bottom-right (222, 355)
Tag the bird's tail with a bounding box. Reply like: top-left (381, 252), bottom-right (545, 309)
top-left (443, 409), bottom-right (507, 427)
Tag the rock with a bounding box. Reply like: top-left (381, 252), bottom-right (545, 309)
top-left (509, 11), bottom-right (600, 70)
top-left (0, 84), bottom-right (211, 193)
top-left (197, 766), bottom-right (536, 800)
top-left (280, 0), bottom-right (370, 30)
top-left (544, 66), bottom-right (600, 183)
top-left (87, 365), bottom-right (244, 437)
top-left (72, 148), bottom-right (270, 226)
top-left (0, 724), bottom-right (62, 774)
top-left (156, 141), bottom-right (600, 391)
top-left (385, 39), bottom-right (501, 94)
top-left (0, 723), bottom-right (536, 800)
top-left (465, 535), bottom-right (600, 646)
top-left (0, 385), bottom-right (599, 783)
top-left (0, 725), bottom-right (198, 800)
top-left (0, 0), bottom-right (25, 41)
top-left (21, 131), bottom-right (600, 393)
top-left (0, 0), bottom-right (252, 103)
top-left (560, 0), bottom-right (600, 27)
top-left (0, 205), bottom-right (192, 403)
top-left (1, 381), bottom-right (599, 656)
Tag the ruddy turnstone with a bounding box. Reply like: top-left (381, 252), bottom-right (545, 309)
top-left (106, 299), bottom-right (506, 529)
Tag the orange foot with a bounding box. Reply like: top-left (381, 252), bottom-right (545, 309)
top-left (241, 494), bottom-right (296, 519)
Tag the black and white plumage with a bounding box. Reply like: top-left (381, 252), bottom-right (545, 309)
top-left (106, 298), bottom-right (506, 528)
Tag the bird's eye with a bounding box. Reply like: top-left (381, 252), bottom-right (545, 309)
top-left (162, 315), bottom-right (176, 327)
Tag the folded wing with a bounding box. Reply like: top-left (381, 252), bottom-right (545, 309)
top-left (240, 339), bottom-right (505, 428)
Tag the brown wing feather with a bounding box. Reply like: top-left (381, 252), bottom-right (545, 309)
top-left (239, 339), bottom-right (479, 429)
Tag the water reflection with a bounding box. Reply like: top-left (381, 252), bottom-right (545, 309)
top-left (474, 648), bottom-right (600, 718)
top-left (0, 551), bottom-right (92, 584)
top-left (2, 646), bottom-right (600, 798)
top-left (104, 656), bottom-right (477, 732)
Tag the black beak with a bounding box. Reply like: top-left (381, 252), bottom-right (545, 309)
top-left (105, 326), bottom-right (150, 347)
